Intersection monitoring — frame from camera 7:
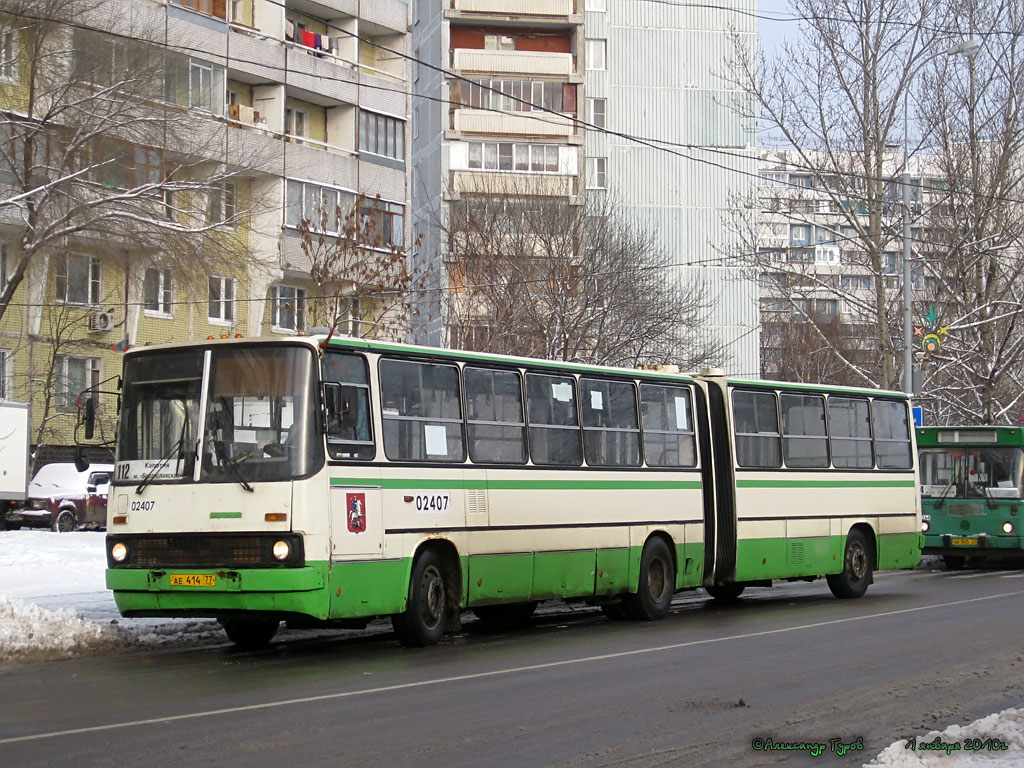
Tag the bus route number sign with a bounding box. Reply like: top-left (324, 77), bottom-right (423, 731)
top-left (415, 493), bottom-right (450, 513)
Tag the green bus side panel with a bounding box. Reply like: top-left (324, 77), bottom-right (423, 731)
top-left (735, 538), bottom-right (796, 582)
top-left (596, 547), bottom-right (631, 595)
top-left (328, 559), bottom-right (410, 618)
top-left (675, 541), bottom-right (705, 589)
top-left (877, 532), bottom-right (924, 570)
top-left (107, 564), bottom-right (330, 619)
top-left (533, 549), bottom-right (596, 600)
top-left (468, 553), bottom-right (534, 605)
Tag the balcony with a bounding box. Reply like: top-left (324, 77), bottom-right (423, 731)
top-left (454, 109), bottom-right (575, 138)
top-left (453, 49), bottom-right (574, 77)
top-left (450, 0), bottom-right (576, 16)
top-left (452, 171), bottom-right (576, 197)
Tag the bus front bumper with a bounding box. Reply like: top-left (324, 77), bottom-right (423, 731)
top-left (923, 533), bottom-right (1023, 556)
top-left (106, 565), bottom-right (328, 619)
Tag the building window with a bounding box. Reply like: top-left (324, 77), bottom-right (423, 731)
top-left (586, 97), bottom-right (606, 129)
top-left (164, 53), bottom-right (225, 116)
top-left (586, 39), bottom-right (606, 70)
top-left (464, 80), bottom-right (564, 113)
top-left (586, 157), bottom-right (607, 189)
top-left (359, 110), bottom-right (405, 160)
top-left (169, 0), bottom-right (227, 22)
top-left (466, 141), bottom-right (559, 173)
top-left (208, 276), bottom-right (235, 323)
top-left (55, 254), bottom-right (101, 305)
top-left (207, 181), bottom-right (237, 226)
top-left (285, 107), bottom-right (307, 142)
top-left (0, 348), bottom-right (11, 400)
top-left (0, 26), bottom-right (17, 83)
top-left (359, 198), bottom-right (405, 248)
top-left (143, 268), bottom-right (173, 316)
top-left (285, 179), bottom-right (355, 235)
top-left (789, 224), bottom-right (811, 245)
top-left (271, 285), bottom-right (306, 332)
top-left (57, 356), bottom-right (100, 410)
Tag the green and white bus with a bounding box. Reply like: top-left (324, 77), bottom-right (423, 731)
top-left (103, 335), bottom-right (922, 647)
top-left (918, 425), bottom-right (1024, 569)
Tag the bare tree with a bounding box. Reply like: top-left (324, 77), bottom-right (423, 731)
top-left (437, 189), bottom-right (722, 370)
top-left (0, 0), bottom-right (259, 325)
top-left (298, 194), bottom-right (416, 340)
top-left (915, 0), bottom-right (1024, 424)
top-left (727, 0), bottom-right (956, 390)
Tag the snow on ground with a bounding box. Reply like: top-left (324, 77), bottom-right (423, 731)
top-left (0, 530), bottom-right (227, 666)
top-left (3, 530), bottom-right (1024, 766)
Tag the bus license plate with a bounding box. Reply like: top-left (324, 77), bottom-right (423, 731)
top-left (951, 538), bottom-right (977, 546)
top-left (169, 574), bottom-right (217, 587)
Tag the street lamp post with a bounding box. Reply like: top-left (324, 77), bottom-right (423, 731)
top-left (901, 38), bottom-right (981, 395)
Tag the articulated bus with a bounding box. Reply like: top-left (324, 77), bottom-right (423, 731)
top-left (918, 426), bottom-right (1024, 569)
top-left (103, 335), bottom-right (921, 647)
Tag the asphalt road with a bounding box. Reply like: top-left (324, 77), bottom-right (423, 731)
top-left (2, 566), bottom-right (1024, 768)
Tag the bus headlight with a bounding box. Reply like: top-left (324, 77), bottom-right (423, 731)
top-left (921, 520), bottom-right (930, 532)
top-left (1003, 522), bottom-right (1015, 534)
top-left (272, 540), bottom-right (291, 561)
top-left (111, 542), bottom-right (128, 562)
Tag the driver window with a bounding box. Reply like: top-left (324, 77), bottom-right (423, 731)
top-left (322, 351), bottom-right (374, 460)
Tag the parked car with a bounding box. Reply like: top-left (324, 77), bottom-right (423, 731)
top-left (3, 463), bottom-right (114, 532)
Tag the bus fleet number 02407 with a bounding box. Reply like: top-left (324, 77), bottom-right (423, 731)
top-left (414, 493), bottom-right (450, 512)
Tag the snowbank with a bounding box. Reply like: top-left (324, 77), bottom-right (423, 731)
top-left (866, 709), bottom-right (1024, 767)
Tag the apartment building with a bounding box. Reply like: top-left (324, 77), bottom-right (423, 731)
top-left (0, 0), bottom-right (412, 457)
top-left (410, 0), bottom-right (586, 347)
top-left (756, 148), bottom-right (938, 383)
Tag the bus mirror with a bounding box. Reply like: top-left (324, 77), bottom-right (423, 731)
top-left (84, 397), bottom-right (96, 440)
top-left (74, 445), bottom-right (90, 473)
top-left (323, 383), bottom-right (343, 429)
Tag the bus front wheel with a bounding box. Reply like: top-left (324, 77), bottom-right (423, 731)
top-left (393, 549), bottom-right (448, 647)
top-left (827, 530), bottom-right (873, 599)
top-left (623, 537), bottom-right (675, 621)
top-left (222, 618), bottom-right (279, 649)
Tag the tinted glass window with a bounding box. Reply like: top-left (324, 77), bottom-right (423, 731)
top-left (733, 390), bottom-right (781, 468)
top-left (640, 384), bottom-right (697, 467)
top-left (580, 378), bottom-right (640, 466)
top-left (781, 393), bottom-right (828, 468)
top-left (465, 367), bottom-right (526, 464)
top-left (380, 359), bottom-right (465, 462)
top-left (526, 373), bottom-right (581, 466)
top-left (322, 352), bottom-right (374, 461)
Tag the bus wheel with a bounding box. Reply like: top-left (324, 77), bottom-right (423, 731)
top-left (623, 537), bottom-right (675, 620)
top-left (827, 530), bottom-right (873, 599)
top-left (393, 549), bottom-right (447, 647)
top-left (706, 583), bottom-right (746, 602)
top-left (473, 601), bottom-right (537, 629)
top-left (942, 555), bottom-right (967, 570)
top-left (51, 510), bottom-right (76, 533)
top-left (222, 618), bottom-right (279, 649)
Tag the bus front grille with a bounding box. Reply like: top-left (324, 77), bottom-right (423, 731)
top-left (106, 533), bottom-right (304, 568)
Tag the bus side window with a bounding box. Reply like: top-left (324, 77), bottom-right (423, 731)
top-left (639, 384), bottom-right (697, 467)
top-left (732, 390), bottom-right (782, 468)
top-left (322, 352), bottom-right (375, 461)
top-left (872, 399), bottom-right (912, 469)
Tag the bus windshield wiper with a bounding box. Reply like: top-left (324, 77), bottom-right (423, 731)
top-left (136, 437), bottom-right (184, 495)
top-left (935, 476), bottom-right (958, 509)
top-left (213, 442), bottom-right (255, 493)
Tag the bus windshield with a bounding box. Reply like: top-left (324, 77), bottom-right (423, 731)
top-left (117, 345), bottom-right (323, 485)
top-left (919, 446), bottom-right (1024, 499)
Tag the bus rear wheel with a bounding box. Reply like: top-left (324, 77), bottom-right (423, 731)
top-left (623, 537), bottom-right (675, 621)
top-left (827, 530), bottom-right (873, 599)
top-left (393, 549), bottom-right (448, 647)
top-left (222, 618), bottom-right (279, 649)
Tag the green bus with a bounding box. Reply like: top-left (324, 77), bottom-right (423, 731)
top-left (100, 335), bottom-right (922, 647)
top-left (918, 426), bottom-right (1024, 568)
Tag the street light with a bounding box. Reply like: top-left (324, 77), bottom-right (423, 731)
top-left (901, 38), bottom-right (981, 394)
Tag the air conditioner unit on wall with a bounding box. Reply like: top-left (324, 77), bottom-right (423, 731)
top-left (89, 310), bottom-right (115, 333)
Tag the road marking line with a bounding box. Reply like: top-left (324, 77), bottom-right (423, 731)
top-left (949, 571), bottom-right (1018, 579)
top-left (3, 588), bottom-right (1024, 746)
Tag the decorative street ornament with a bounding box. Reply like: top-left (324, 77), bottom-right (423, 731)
top-left (914, 303), bottom-right (946, 354)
